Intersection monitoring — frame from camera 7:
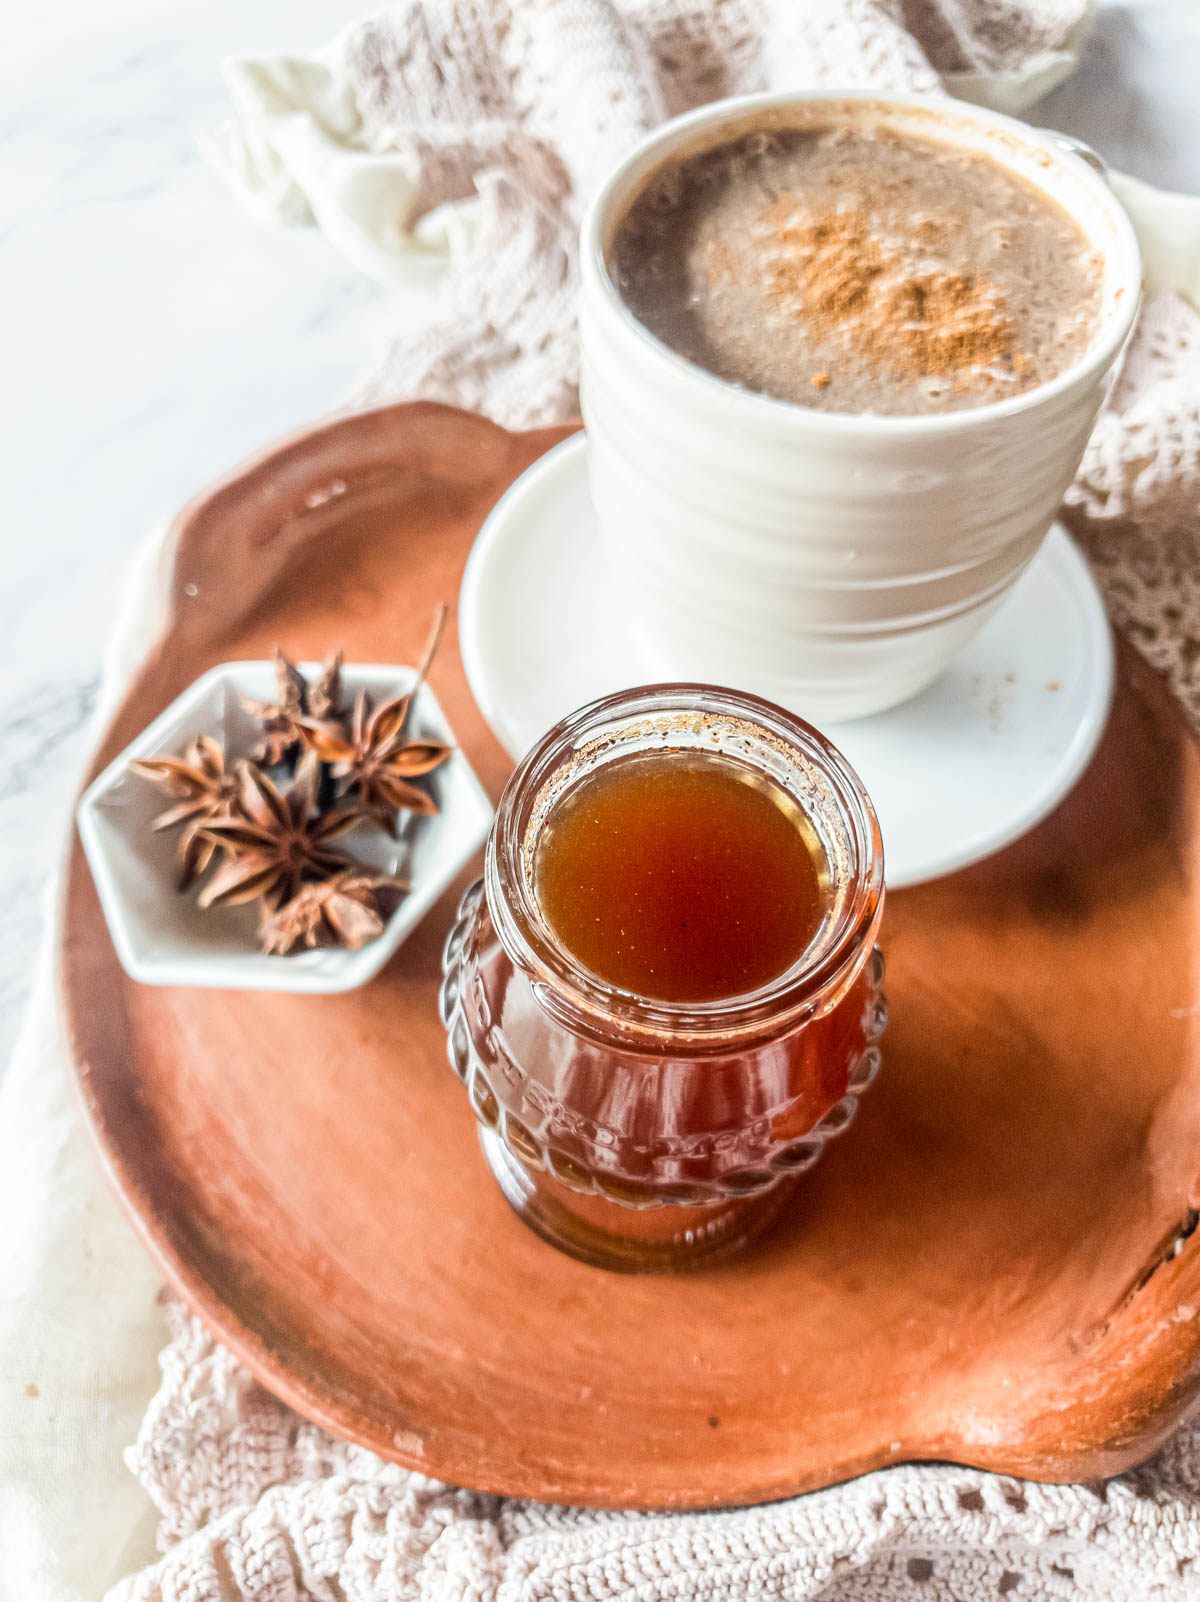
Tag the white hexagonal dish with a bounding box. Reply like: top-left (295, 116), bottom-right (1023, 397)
top-left (76, 661), bottom-right (494, 993)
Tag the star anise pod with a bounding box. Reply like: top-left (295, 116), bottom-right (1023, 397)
top-left (301, 607), bottom-right (451, 837)
top-left (129, 734), bottom-right (238, 889)
top-left (257, 872), bottom-right (408, 955)
top-left (241, 650), bottom-right (344, 766)
top-left (197, 751), bottom-right (359, 910)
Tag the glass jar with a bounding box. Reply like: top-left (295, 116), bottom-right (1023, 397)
top-left (439, 685), bottom-right (886, 1272)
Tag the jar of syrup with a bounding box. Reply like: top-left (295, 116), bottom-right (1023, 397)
top-left (440, 685), bottom-right (886, 1272)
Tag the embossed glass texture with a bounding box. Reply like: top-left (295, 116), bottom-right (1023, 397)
top-left (440, 685), bottom-right (886, 1271)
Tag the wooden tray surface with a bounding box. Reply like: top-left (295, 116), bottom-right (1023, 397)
top-left (63, 403), bottom-right (1200, 1509)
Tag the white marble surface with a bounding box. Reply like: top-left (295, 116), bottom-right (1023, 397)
top-left (1, 0), bottom-right (1198, 1068)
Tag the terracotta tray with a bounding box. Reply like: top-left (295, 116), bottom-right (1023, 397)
top-left (63, 403), bottom-right (1200, 1510)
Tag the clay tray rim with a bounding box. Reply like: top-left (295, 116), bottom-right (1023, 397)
top-left (59, 401), bottom-right (1200, 1510)
top-left (66, 1066), bottom-right (1200, 1508)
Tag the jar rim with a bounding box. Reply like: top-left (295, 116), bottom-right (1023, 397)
top-left (485, 683), bottom-right (884, 1043)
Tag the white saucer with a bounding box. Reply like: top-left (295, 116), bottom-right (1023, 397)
top-left (460, 435), bottom-right (1113, 888)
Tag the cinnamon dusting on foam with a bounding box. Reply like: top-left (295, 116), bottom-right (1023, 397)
top-left (610, 124), bottom-right (1104, 414)
top-left (761, 204), bottom-right (1019, 390)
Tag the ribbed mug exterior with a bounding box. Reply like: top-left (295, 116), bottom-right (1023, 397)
top-left (579, 92), bottom-right (1142, 721)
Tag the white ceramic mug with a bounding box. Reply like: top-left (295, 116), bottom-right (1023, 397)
top-left (579, 93), bottom-right (1141, 722)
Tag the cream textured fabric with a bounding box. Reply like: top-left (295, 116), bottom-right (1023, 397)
top-left (109, 1300), bottom-right (1200, 1601)
top-left (0, 527), bottom-right (174, 1602)
top-left (4, 4), bottom-right (1200, 1601)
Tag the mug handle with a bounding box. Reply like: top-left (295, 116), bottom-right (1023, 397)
top-left (1054, 133), bottom-right (1109, 182)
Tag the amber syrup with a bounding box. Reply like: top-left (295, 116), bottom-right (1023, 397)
top-left (533, 750), bottom-right (828, 1003)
